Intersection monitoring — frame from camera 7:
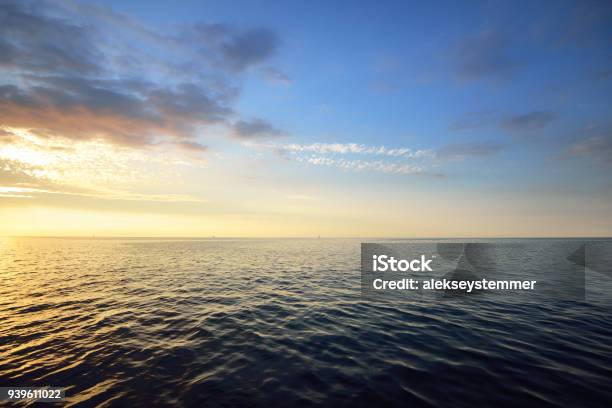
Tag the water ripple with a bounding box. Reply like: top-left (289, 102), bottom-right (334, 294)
top-left (0, 238), bottom-right (611, 407)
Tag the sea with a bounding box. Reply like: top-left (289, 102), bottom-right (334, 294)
top-left (0, 237), bottom-right (611, 407)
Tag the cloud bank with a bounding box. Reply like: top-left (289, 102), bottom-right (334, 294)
top-left (0, 0), bottom-right (286, 150)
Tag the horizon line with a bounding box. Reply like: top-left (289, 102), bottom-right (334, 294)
top-left (4, 235), bottom-right (612, 240)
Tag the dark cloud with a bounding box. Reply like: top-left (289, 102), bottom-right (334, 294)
top-left (184, 23), bottom-right (280, 72)
top-left (221, 28), bottom-right (278, 71)
top-left (147, 83), bottom-right (232, 122)
top-left (0, 1), bottom-right (103, 75)
top-left (455, 30), bottom-right (517, 81)
top-left (437, 141), bottom-right (504, 160)
top-left (0, 0), bottom-right (284, 149)
top-left (501, 111), bottom-right (555, 131)
top-left (0, 77), bottom-right (232, 147)
top-left (231, 118), bottom-right (286, 139)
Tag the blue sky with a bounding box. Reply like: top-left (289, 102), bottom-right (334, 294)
top-left (0, 0), bottom-right (611, 236)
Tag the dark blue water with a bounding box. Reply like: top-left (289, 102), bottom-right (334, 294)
top-left (0, 238), bottom-right (611, 407)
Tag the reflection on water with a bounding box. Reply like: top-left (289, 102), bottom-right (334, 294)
top-left (0, 238), bottom-right (611, 407)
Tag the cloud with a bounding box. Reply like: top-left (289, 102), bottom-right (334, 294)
top-left (0, 1), bottom-right (104, 75)
top-left (0, 135), bottom-right (208, 202)
top-left (256, 142), bottom-right (434, 158)
top-left (455, 30), bottom-right (517, 81)
top-left (260, 67), bottom-right (292, 85)
top-left (0, 79), bottom-right (231, 147)
top-left (556, 1), bottom-right (612, 48)
top-left (0, 129), bottom-right (20, 145)
top-left (231, 118), bottom-right (287, 139)
top-left (171, 141), bottom-right (208, 152)
top-left (450, 111), bottom-right (497, 131)
top-left (563, 133), bottom-right (612, 165)
top-left (0, 0), bottom-right (284, 149)
top-left (248, 141), bottom-right (435, 175)
top-left (0, 184), bottom-right (204, 202)
top-left (453, 110), bottom-right (555, 134)
top-left (437, 141), bottom-right (504, 160)
top-left (220, 28), bottom-right (279, 72)
top-left (184, 23), bottom-right (280, 72)
top-left (0, 157), bottom-right (47, 187)
top-left (501, 111), bottom-right (555, 131)
top-left (298, 156), bottom-right (424, 175)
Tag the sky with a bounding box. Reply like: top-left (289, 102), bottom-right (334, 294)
top-left (0, 0), bottom-right (611, 237)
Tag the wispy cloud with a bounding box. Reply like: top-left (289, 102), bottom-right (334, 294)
top-left (0, 128), bottom-right (207, 202)
top-left (248, 140), bottom-right (502, 174)
top-left (450, 111), bottom-right (497, 131)
top-left (247, 142), bottom-right (435, 174)
top-left (0, 186), bottom-right (204, 202)
top-left (254, 142), bottom-right (434, 158)
top-left (563, 132), bottom-right (612, 165)
top-left (455, 30), bottom-right (518, 82)
top-left (437, 141), bottom-right (504, 160)
top-left (260, 67), bottom-right (292, 85)
top-left (501, 111), bottom-right (555, 132)
top-left (296, 156), bottom-right (424, 174)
